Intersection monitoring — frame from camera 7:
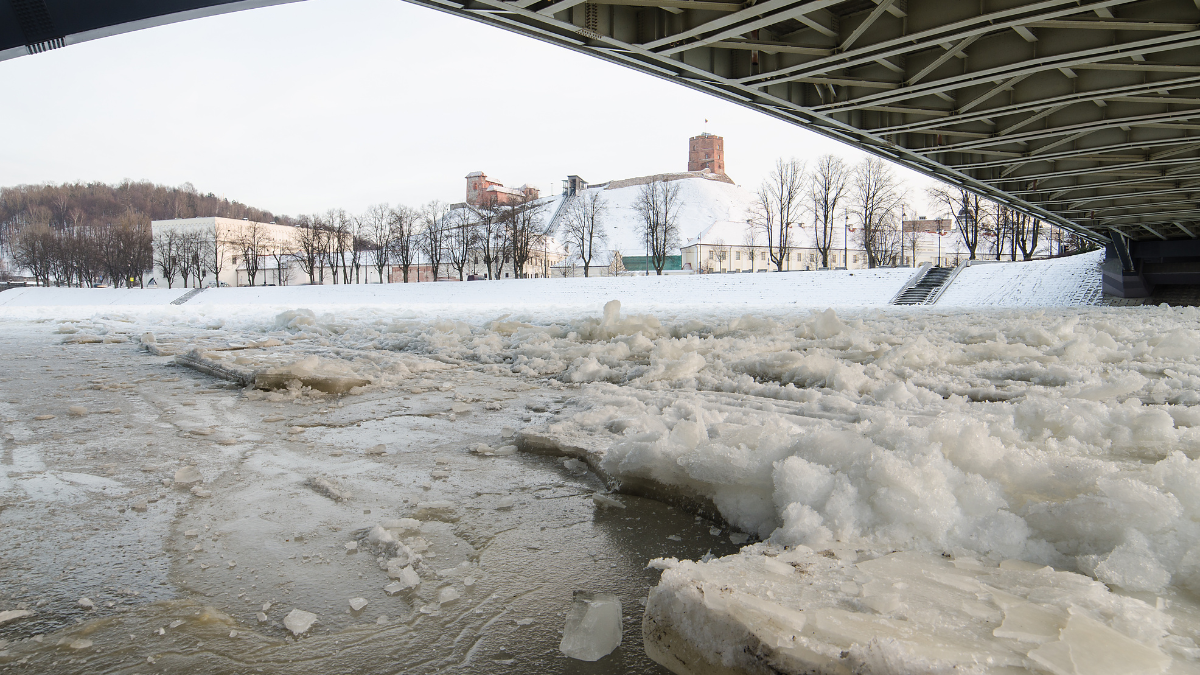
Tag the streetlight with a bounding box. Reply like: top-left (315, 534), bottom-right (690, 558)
top-left (843, 212), bottom-right (848, 269)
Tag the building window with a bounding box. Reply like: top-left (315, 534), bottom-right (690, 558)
top-left (735, 251), bottom-right (741, 260)
top-left (759, 251), bottom-right (765, 260)
top-left (853, 255), bottom-right (859, 263)
top-left (708, 250), bottom-right (714, 260)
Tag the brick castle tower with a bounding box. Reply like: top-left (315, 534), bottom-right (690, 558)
top-left (688, 132), bottom-right (725, 174)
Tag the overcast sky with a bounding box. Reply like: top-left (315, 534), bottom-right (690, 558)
top-left (0, 0), bottom-right (942, 218)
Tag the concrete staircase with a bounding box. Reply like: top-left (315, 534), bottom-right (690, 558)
top-left (892, 266), bottom-right (955, 305)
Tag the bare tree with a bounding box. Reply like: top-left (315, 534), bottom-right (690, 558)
top-left (502, 195), bottom-right (547, 279)
top-left (928, 186), bottom-right (984, 261)
top-left (154, 229), bottom-right (181, 288)
top-left (742, 225), bottom-right (760, 272)
top-left (267, 235), bottom-right (294, 286)
top-left (755, 158), bottom-right (806, 271)
top-left (1014, 212), bottom-right (1042, 261)
top-left (850, 158), bottom-right (904, 268)
top-left (176, 231), bottom-right (197, 288)
top-left (11, 224), bottom-right (53, 286)
top-left (363, 203), bottom-right (392, 283)
top-left (293, 215), bottom-right (325, 284)
top-left (447, 206), bottom-right (475, 281)
top-left (205, 227), bottom-right (226, 287)
top-left (559, 191), bottom-right (608, 277)
top-left (634, 177), bottom-right (681, 275)
top-left (810, 155), bottom-right (850, 269)
top-left (234, 220), bottom-right (267, 286)
top-left (389, 205), bottom-right (419, 283)
top-left (474, 198), bottom-right (504, 280)
top-left (420, 201), bottom-right (450, 281)
top-left (323, 209), bottom-right (349, 284)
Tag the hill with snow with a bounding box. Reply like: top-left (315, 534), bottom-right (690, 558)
top-left (545, 172), bottom-right (757, 259)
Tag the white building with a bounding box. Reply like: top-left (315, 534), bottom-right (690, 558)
top-left (151, 217), bottom-right (300, 288)
top-left (681, 220), bottom-right (874, 273)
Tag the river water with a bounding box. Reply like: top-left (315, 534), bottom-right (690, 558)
top-left (0, 326), bottom-right (738, 673)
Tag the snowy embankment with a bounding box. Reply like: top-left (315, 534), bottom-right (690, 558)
top-left (0, 268), bottom-right (914, 326)
top-left (0, 286), bottom-right (192, 307)
top-left (937, 250), bottom-right (1104, 307)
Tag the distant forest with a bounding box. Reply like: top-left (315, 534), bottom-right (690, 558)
top-left (0, 180), bottom-right (293, 232)
top-left (0, 181), bottom-right (294, 286)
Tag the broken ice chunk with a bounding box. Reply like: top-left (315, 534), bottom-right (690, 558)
top-left (33, 415), bottom-right (54, 421)
top-left (496, 496), bottom-right (515, 510)
top-left (68, 406), bottom-right (88, 417)
top-left (494, 445), bottom-right (517, 456)
top-left (0, 610), bottom-right (33, 627)
top-left (591, 493), bottom-right (625, 509)
top-left (365, 444), bottom-right (387, 455)
top-left (1028, 609), bottom-right (1170, 675)
top-left (559, 591), bottom-right (622, 662)
top-left (190, 486), bottom-right (212, 498)
top-left (68, 639), bottom-right (93, 650)
top-left (367, 526), bottom-right (395, 546)
top-left (344, 541), bottom-right (357, 552)
top-left (173, 466), bottom-right (202, 486)
top-left (729, 533), bottom-right (749, 545)
top-left (437, 587), bottom-right (460, 604)
top-left (991, 590), bottom-right (1066, 643)
top-left (283, 609), bottom-right (317, 636)
top-left (385, 566), bottom-right (421, 592)
top-left (515, 618), bottom-right (534, 626)
top-left (256, 612), bottom-right (268, 623)
top-left (77, 598), bottom-right (94, 610)
top-left (562, 458), bottom-right (588, 474)
top-left (349, 598), bottom-right (369, 612)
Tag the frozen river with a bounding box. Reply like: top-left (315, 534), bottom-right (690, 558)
top-left (0, 324), bottom-right (737, 673)
top-left (1, 264), bottom-right (1199, 674)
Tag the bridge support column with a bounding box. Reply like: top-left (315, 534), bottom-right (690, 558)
top-left (1102, 232), bottom-right (1153, 298)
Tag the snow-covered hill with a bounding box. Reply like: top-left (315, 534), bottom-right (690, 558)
top-left (546, 172), bottom-right (757, 257)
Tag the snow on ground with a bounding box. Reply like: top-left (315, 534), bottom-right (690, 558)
top-left (937, 250), bottom-right (1104, 307)
top-left (0, 267), bottom-right (915, 327)
top-left (3, 253), bottom-right (1197, 674)
top-left (0, 286), bottom-right (191, 307)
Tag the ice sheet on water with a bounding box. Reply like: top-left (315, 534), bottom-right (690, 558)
top-left (559, 591), bottom-right (622, 662)
top-left (255, 355), bottom-right (371, 394)
top-left (645, 546), bottom-right (1179, 674)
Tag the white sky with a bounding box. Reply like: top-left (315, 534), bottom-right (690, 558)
top-left (0, 0), bottom-right (943, 219)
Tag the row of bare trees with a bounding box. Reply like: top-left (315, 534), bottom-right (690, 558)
top-left (11, 211), bottom-right (154, 287)
top-left (751, 154), bottom-right (1092, 270)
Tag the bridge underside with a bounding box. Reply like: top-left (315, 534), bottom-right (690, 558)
top-left (5, 0), bottom-right (1200, 296)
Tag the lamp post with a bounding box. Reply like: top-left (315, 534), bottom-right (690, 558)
top-left (843, 212), bottom-right (848, 269)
